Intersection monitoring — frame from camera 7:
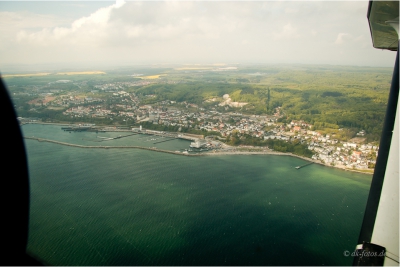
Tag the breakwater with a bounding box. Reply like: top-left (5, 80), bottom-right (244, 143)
top-left (23, 136), bottom-right (372, 175)
top-left (23, 137), bottom-right (319, 161)
top-left (24, 137), bottom-right (202, 157)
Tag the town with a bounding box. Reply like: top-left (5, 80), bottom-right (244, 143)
top-left (15, 77), bottom-right (379, 173)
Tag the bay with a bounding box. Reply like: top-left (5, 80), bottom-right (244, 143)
top-left (22, 124), bottom-right (372, 266)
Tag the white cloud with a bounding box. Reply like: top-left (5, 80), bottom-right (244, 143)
top-left (273, 23), bottom-right (300, 41)
top-left (0, 1), bottom-right (395, 69)
top-left (311, 30), bottom-right (317, 37)
top-left (14, 1), bottom-right (126, 47)
top-left (284, 7), bottom-right (298, 14)
top-left (335, 33), bottom-right (352, 45)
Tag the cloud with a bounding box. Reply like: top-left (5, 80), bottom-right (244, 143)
top-left (284, 7), bottom-right (298, 14)
top-left (0, 1), bottom-right (395, 68)
top-left (14, 1), bottom-right (126, 47)
top-left (272, 23), bottom-right (300, 41)
top-left (311, 30), bottom-right (317, 37)
top-left (335, 33), bottom-right (352, 45)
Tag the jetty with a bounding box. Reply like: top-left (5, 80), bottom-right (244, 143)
top-left (112, 133), bottom-right (138, 139)
top-left (295, 162), bottom-right (314, 169)
top-left (92, 133), bottom-right (138, 142)
top-left (153, 137), bottom-right (179, 144)
top-left (24, 137), bottom-right (204, 157)
top-left (61, 126), bottom-right (94, 132)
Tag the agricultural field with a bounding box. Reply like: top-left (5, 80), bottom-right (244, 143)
top-left (1, 72), bottom-right (51, 78)
top-left (55, 71), bottom-right (106, 75)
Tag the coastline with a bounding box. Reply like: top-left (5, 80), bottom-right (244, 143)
top-left (24, 136), bottom-right (373, 175)
top-left (204, 150), bottom-right (373, 175)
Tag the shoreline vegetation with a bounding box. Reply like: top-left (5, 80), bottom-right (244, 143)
top-left (24, 135), bottom-right (373, 175)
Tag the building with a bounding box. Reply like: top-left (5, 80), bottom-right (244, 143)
top-left (190, 139), bottom-right (208, 148)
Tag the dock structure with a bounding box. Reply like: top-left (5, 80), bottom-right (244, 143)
top-left (295, 162), bottom-right (314, 169)
top-left (61, 126), bottom-right (93, 132)
top-left (133, 131), bottom-right (198, 142)
top-left (190, 138), bottom-right (208, 148)
top-left (112, 133), bottom-right (138, 139)
top-left (94, 133), bottom-right (138, 142)
top-left (153, 137), bottom-right (179, 144)
top-left (24, 137), bottom-right (204, 157)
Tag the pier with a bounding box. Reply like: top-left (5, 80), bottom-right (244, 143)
top-left (153, 137), bottom-right (179, 144)
top-left (61, 126), bottom-right (95, 132)
top-left (92, 133), bottom-right (138, 142)
top-left (295, 162), bottom-right (314, 169)
top-left (24, 137), bottom-right (204, 157)
top-left (112, 133), bottom-right (138, 140)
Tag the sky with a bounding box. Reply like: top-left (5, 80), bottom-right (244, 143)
top-left (0, 1), bottom-right (397, 72)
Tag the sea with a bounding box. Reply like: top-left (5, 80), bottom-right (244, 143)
top-left (22, 124), bottom-right (372, 266)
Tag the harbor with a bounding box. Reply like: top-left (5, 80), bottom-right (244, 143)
top-left (59, 124), bottom-right (226, 151)
top-left (22, 123), bottom-right (373, 174)
top-left (24, 137), bottom-right (205, 157)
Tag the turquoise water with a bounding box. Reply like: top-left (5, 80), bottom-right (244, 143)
top-left (23, 124), bottom-right (372, 265)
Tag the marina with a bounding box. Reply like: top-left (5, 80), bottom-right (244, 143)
top-left (24, 136), bottom-right (204, 157)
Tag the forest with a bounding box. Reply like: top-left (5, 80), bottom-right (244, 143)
top-left (129, 65), bottom-right (393, 141)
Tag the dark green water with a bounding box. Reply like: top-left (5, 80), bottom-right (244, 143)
top-left (23, 124), bottom-right (372, 266)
